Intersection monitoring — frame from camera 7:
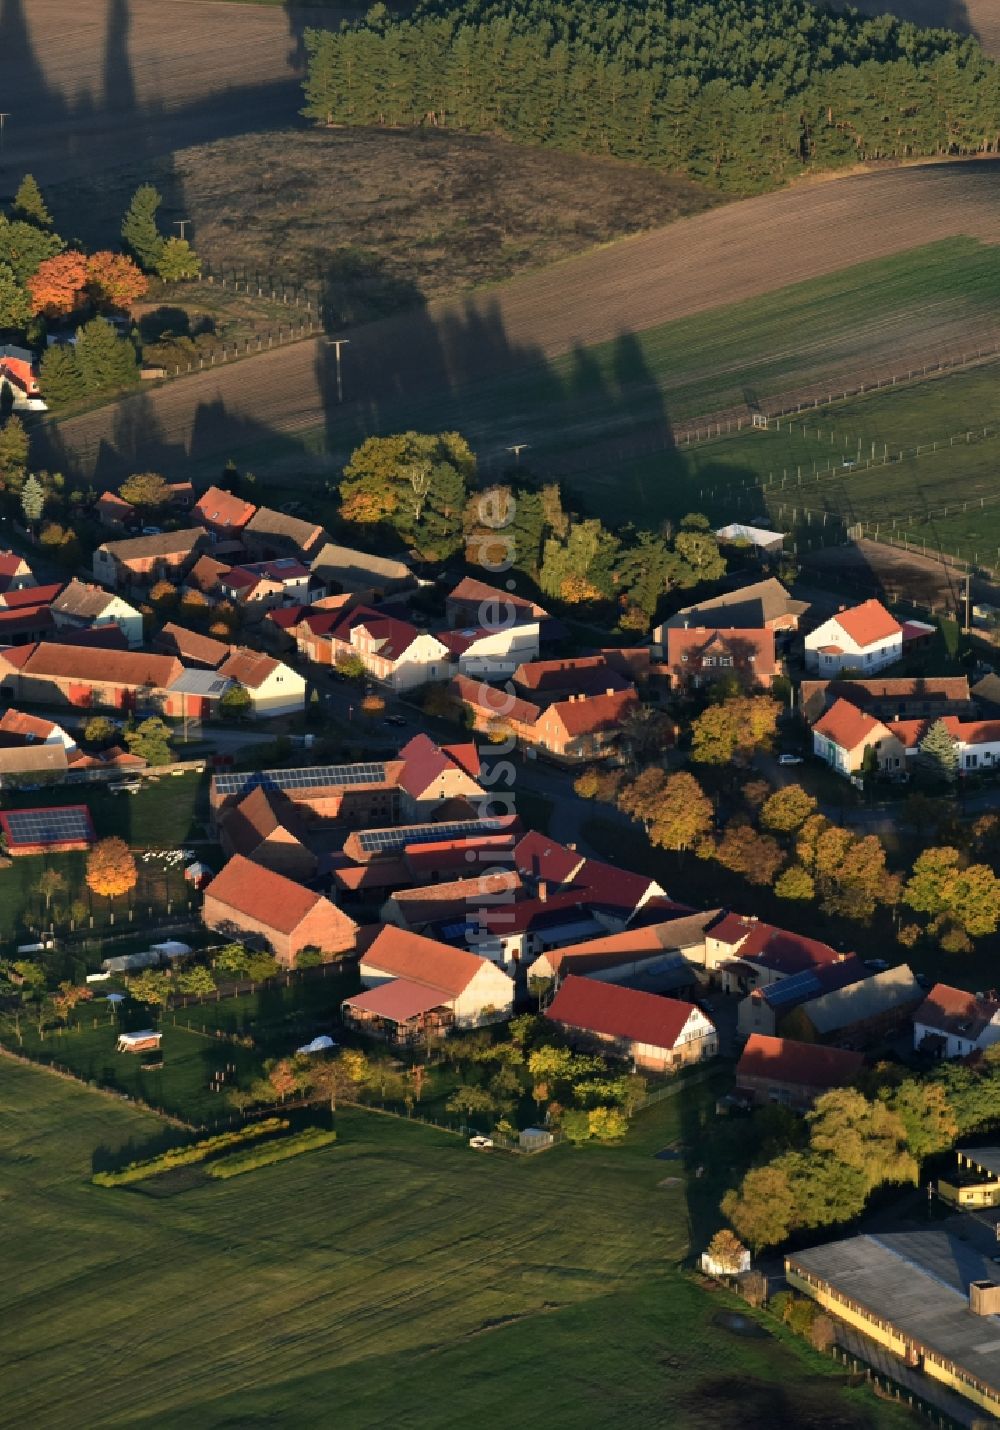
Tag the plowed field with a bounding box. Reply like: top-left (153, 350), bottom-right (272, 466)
top-left (43, 157), bottom-right (1000, 481)
top-left (0, 0), bottom-right (342, 185)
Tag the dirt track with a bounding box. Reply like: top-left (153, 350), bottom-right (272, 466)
top-left (42, 156), bottom-right (1000, 480)
top-left (0, 0), bottom-right (343, 187)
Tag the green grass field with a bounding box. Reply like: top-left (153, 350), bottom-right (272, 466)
top-left (579, 359), bottom-right (1000, 555)
top-left (1, 1059), bottom-right (913, 1429)
top-left (0, 773), bottom-right (212, 952)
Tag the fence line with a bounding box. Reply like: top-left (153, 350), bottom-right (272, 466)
top-left (671, 335), bottom-right (1000, 449)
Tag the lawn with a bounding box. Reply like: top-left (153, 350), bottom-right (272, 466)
top-left (0, 1059), bottom-right (912, 1429)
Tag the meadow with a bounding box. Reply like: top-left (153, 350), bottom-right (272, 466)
top-left (0, 1058), bottom-right (913, 1429)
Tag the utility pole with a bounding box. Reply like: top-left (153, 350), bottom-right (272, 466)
top-left (0, 114), bottom-right (9, 156)
top-left (507, 443), bottom-right (529, 465)
top-left (326, 338), bottom-right (349, 403)
top-left (965, 570), bottom-right (971, 633)
top-left (173, 219), bottom-right (192, 241)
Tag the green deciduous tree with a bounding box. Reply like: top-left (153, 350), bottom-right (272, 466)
top-left (219, 683), bottom-right (252, 719)
top-left (124, 716), bottom-right (174, 766)
top-left (690, 694), bottom-right (779, 766)
top-left (760, 784), bottom-right (816, 834)
top-left (0, 215), bottom-right (63, 284)
top-left (119, 470), bottom-right (170, 509)
top-left (340, 431), bottom-right (474, 560)
top-left (646, 771), bottom-right (714, 851)
top-left (774, 863), bottom-right (815, 901)
top-left (155, 237), bottom-right (201, 283)
top-left (903, 846), bottom-right (1000, 940)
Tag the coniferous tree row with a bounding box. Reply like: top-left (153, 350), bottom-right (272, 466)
top-left (302, 0), bottom-right (1000, 191)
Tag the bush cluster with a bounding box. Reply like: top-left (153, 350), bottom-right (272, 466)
top-left (91, 1117), bottom-right (288, 1186)
top-left (206, 1127), bottom-right (337, 1180)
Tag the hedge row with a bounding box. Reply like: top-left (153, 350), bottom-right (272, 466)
top-left (206, 1127), bottom-right (337, 1180)
top-left (92, 1118), bottom-right (289, 1186)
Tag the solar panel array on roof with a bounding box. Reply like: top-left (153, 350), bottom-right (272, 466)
top-left (213, 762), bottom-right (387, 798)
top-left (2, 806), bottom-right (93, 846)
top-left (763, 969), bottom-right (822, 1008)
top-left (358, 818), bottom-right (507, 857)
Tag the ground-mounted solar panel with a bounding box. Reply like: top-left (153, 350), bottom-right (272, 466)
top-left (213, 762), bottom-right (388, 799)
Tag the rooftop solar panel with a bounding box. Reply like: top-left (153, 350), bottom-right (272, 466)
top-left (213, 762), bottom-right (388, 798)
top-left (763, 970), bottom-right (822, 1008)
top-left (357, 817), bottom-right (507, 856)
top-left (1, 805), bottom-right (95, 846)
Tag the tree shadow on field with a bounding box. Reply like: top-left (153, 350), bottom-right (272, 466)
top-left (1, 0), bottom-right (317, 193)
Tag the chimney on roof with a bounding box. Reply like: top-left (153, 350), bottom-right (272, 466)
top-left (970, 1281), bottom-right (1000, 1316)
top-left (538, 879), bottom-right (548, 903)
top-left (606, 687), bottom-right (615, 697)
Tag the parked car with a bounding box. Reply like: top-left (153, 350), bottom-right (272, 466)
top-left (469, 1135), bottom-right (494, 1150)
top-left (384, 714), bottom-right (407, 728)
top-left (778, 754), bottom-right (804, 766)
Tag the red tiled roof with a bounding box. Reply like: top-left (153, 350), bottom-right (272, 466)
top-left (710, 914), bottom-right (843, 974)
top-left (513, 831), bottom-right (585, 885)
top-left (221, 785), bottom-right (307, 858)
top-left (736, 1034), bottom-right (863, 1090)
top-left (20, 642), bottom-right (182, 688)
top-left (831, 598), bottom-right (902, 648)
top-left (0, 709), bottom-right (65, 741)
top-left (665, 626), bottom-right (777, 675)
top-left (447, 577), bottom-right (546, 618)
top-left (2, 582), bottom-right (62, 609)
top-left (193, 485), bottom-right (257, 530)
top-left (398, 732), bottom-right (481, 800)
top-left (204, 853), bottom-right (332, 935)
top-left (353, 612), bottom-right (425, 662)
top-left (187, 554), bottom-right (231, 593)
top-left (219, 648), bottom-right (280, 689)
top-left (343, 978), bottom-right (452, 1023)
top-left (813, 697), bottom-right (885, 751)
top-left (543, 687), bottom-right (638, 738)
top-left (403, 834), bottom-right (517, 879)
top-left (442, 742), bottom-right (480, 779)
top-left (360, 925), bottom-right (490, 996)
top-left (156, 622), bottom-right (230, 669)
top-left (914, 982), bottom-right (1000, 1040)
top-left (331, 857), bottom-right (411, 893)
top-left (0, 552), bottom-right (30, 577)
top-left (0, 605), bottom-right (53, 636)
top-left (449, 673), bottom-right (540, 726)
top-left (546, 974), bottom-right (700, 1050)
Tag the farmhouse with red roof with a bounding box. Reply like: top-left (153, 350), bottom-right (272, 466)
top-left (663, 626), bottom-right (779, 692)
top-left (192, 485), bottom-right (257, 540)
top-left (545, 975), bottom-right (717, 1071)
top-left (348, 925), bottom-right (514, 1037)
top-left (201, 854), bottom-right (357, 966)
top-left (532, 687), bottom-right (639, 760)
top-left (804, 598), bottom-right (903, 675)
top-left (735, 1034), bottom-right (863, 1110)
top-left (912, 983), bottom-right (1000, 1060)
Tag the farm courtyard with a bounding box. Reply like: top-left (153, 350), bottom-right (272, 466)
top-left (0, 1059), bottom-right (912, 1429)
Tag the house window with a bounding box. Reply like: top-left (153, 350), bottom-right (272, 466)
top-left (966, 753), bottom-right (978, 769)
top-left (703, 656), bottom-right (716, 667)
top-left (720, 656), bottom-right (733, 667)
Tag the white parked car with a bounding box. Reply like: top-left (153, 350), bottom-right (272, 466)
top-left (778, 754), bottom-right (804, 766)
top-left (469, 1135), bottom-right (494, 1150)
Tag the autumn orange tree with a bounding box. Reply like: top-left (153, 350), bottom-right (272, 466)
top-left (28, 251), bottom-right (88, 316)
top-left (86, 251), bottom-right (148, 311)
top-left (85, 836), bottom-right (138, 902)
